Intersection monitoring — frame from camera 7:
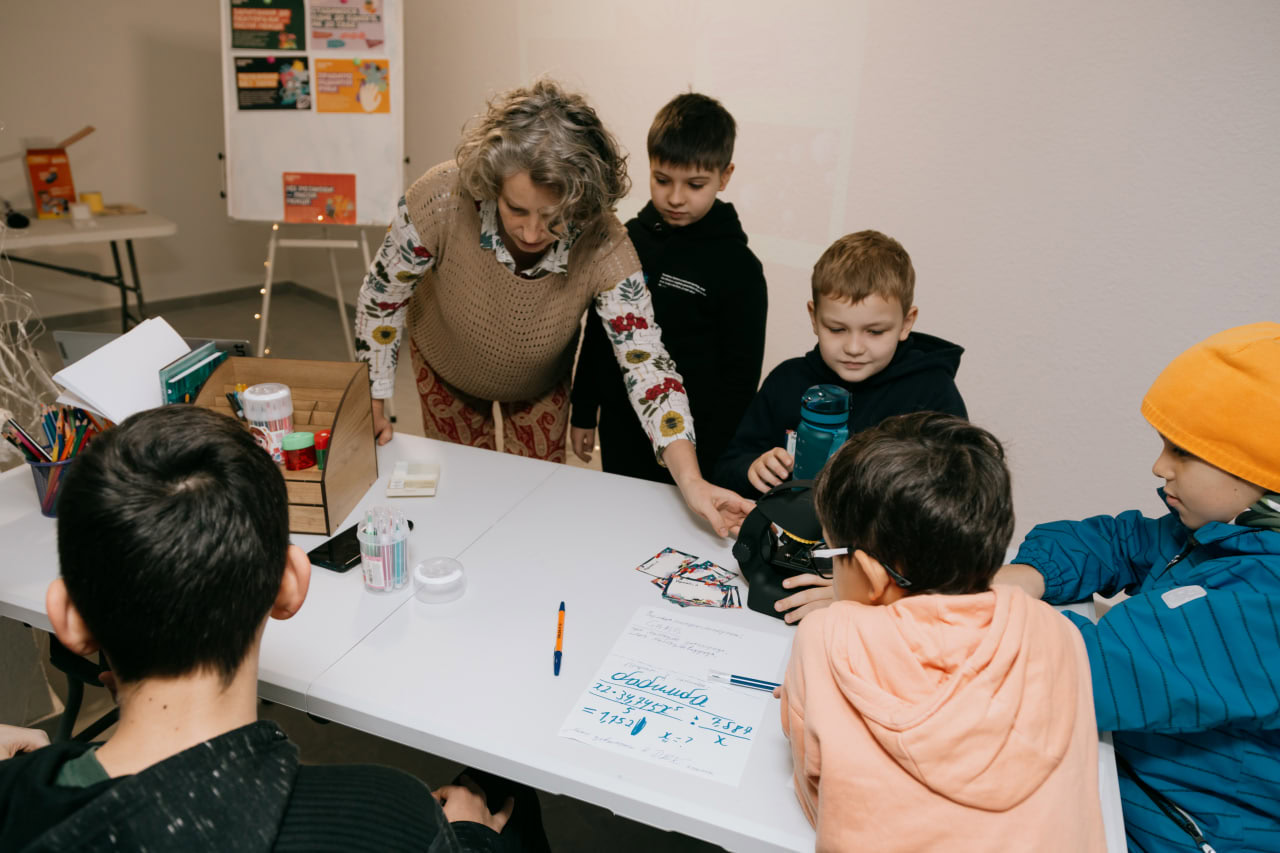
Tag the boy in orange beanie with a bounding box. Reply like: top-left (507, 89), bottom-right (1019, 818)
top-left (997, 322), bottom-right (1280, 852)
top-left (781, 412), bottom-right (1105, 852)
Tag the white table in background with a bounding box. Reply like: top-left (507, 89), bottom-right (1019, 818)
top-left (1, 212), bottom-right (177, 331)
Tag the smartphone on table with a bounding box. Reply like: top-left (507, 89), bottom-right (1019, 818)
top-left (308, 518), bottom-right (414, 572)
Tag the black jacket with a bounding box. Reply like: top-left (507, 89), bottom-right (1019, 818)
top-left (713, 334), bottom-right (967, 496)
top-left (571, 199), bottom-right (767, 483)
top-left (0, 721), bottom-right (500, 852)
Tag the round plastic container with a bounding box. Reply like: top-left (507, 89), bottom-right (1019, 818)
top-left (241, 383), bottom-right (293, 463)
top-left (282, 431), bottom-right (316, 470)
top-left (413, 557), bottom-right (465, 604)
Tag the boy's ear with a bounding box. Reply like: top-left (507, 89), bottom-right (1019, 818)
top-left (270, 545), bottom-right (312, 621)
top-left (46, 578), bottom-right (99, 657)
top-left (853, 550), bottom-right (907, 605)
top-left (899, 305), bottom-right (919, 340)
top-left (718, 163), bottom-right (735, 191)
top-left (807, 300), bottom-right (818, 335)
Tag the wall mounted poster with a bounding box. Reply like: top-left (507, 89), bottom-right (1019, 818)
top-left (310, 0), bottom-right (385, 50)
top-left (315, 59), bottom-right (391, 113)
top-left (283, 172), bottom-right (356, 224)
top-left (230, 0), bottom-right (305, 50)
top-left (235, 57), bottom-right (310, 110)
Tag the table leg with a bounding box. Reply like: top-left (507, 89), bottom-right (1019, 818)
top-left (125, 239), bottom-right (147, 320)
top-left (108, 242), bottom-right (128, 331)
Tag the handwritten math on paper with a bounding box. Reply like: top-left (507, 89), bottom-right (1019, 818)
top-left (558, 607), bottom-right (790, 785)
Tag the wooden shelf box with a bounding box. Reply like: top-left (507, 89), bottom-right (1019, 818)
top-left (194, 358), bottom-right (377, 535)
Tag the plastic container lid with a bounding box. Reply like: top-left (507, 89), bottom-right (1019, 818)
top-left (282, 431), bottom-right (315, 451)
top-left (800, 384), bottom-right (851, 421)
top-left (413, 557), bottom-right (465, 604)
top-left (315, 429), bottom-right (331, 449)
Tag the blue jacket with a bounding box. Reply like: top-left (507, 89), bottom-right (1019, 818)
top-left (1014, 499), bottom-right (1280, 852)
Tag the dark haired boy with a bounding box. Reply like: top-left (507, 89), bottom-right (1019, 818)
top-left (0, 406), bottom-right (525, 852)
top-left (779, 412), bottom-right (1105, 851)
top-left (570, 92), bottom-right (768, 484)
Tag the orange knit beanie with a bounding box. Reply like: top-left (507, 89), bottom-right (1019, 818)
top-left (1141, 322), bottom-right (1280, 493)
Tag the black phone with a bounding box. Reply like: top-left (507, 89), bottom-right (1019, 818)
top-left (308, 519), bottom-right (414, 572)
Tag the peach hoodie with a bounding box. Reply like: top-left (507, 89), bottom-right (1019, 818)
top-left (780, 586), bottom-right (1105, 852)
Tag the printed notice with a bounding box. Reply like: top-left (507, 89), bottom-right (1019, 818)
top-left (230, 0), bottom-right (304, 51)
top-left (315, 58), bottom-right (390, 114)
top-left (235, 57), bottom-right (310, 111)
top-left (558, 607), bottom-right (789, 785)
top-left (283, 172), bottom-right (356, 224)
top-left (310, 0), bottom-right (385, 50)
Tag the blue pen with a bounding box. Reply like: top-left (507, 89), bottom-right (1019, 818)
top-left (708, 669), bottom-right (781, 692)
top-left (553, 601), bottom-right (565, 676)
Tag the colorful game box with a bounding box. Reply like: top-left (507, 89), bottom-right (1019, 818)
top-left (25, 148), bottom-right (76, 219)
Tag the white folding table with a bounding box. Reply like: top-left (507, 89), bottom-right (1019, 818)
top-left (0, 434), bottom-right (1125, 851)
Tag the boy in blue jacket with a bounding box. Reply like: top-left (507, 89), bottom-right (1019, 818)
top-left (997, 322), bottom-right (1280, 853)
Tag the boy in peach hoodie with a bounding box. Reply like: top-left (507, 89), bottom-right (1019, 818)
top-left (779, 412), bottom-right (1106, 851)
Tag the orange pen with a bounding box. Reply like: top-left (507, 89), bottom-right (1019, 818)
top-left (553, 601), bottom-right (565, 676)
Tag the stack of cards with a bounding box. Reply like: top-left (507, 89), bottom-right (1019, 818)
top-left (634, 547), bottom-right (742, 609)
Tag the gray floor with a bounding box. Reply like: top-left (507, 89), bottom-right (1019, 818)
top-left (32, 286), bottom-right (716, 853)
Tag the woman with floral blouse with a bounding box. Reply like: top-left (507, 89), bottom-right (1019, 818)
top-left (354, 79), bottom-right (751, 536)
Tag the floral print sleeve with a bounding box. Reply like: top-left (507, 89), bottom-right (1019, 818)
top-left (593, 272), bottom-right (696, 463)
top-left (355, 196), bottom-right (435, 398)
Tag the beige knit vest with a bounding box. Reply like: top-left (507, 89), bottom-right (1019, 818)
top-left (403, 162), bottom-right (640, 402)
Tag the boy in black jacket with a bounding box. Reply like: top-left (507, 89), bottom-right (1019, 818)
top-left (715, 231), bottom-right (967, 621)
top-left (0, 406), bottom-right (542, 853)
top-left (570, 93), bottom-right (767, 484)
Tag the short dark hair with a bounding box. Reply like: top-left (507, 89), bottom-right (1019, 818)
top-left (647, 93), bottom-right (736, 173)
top-left (56, 406), bottom-right (290, 684)
top-left (814, 412), bottom-right (1014, 594)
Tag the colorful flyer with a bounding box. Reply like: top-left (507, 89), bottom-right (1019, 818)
top-left (230, 0), bottom-right (304, 50)
top-left (25, 148), bottom-right (76, 219)
top-left (235, 57), bottom-right (310, 111)
top-left (310, 0), bottom-right (385, 50)
top-left (315, 58), bottom-right (391, 114)
top-left (283, 173), bottom-right (356, 224)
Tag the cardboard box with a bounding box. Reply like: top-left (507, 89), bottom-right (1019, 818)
top-left (25, 148), bottom-right (76, 219)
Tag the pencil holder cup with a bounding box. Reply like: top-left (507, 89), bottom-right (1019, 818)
top-left (358, 506), bottom-right (410, 592)
top-left (28, 458), bottom-right (74, 518)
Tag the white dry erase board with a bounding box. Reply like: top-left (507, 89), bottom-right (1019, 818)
top-left (218, 0), bottom-right (405, 226)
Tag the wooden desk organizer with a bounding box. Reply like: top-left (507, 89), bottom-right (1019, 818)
top-left (194, 358), bottom-right (377, 535)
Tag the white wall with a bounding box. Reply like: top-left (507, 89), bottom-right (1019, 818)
top-left (2, 1), bottom-right (1277, 539)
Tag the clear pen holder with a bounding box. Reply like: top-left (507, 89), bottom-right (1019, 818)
top-left (358, 518), bottom-right (409, 592)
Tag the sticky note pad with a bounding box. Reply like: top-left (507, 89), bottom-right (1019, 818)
top-left (386, 461), bottom-right (440, 497)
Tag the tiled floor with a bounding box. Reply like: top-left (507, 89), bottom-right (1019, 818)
top-left (33, 287), bottom-right (718, 853)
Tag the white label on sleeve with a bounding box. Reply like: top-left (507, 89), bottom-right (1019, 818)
top-left (1161, 585), bottom-right (1207, 609)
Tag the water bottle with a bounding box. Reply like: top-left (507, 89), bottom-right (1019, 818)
top-left (793, 384), bottom-right (851, 479)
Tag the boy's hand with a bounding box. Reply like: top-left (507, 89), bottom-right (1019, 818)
top-left (776, 574), bottom-right (834, 624)
top-left (433, 775), bottom-right (514, 833)
top-left (570, 427), bottom-right (595, 463)
top-left (0, 724), bottom-right (50, 759)
top-left (992, 564), bottom-right (1046, 599)
top-left (748, 448), bottom-right (794, 492)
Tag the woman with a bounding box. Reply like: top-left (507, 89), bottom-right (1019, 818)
top-left (355, 79), bottom-right (750, 536)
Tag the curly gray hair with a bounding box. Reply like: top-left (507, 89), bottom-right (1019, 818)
top-left (455, 79), bottom-right (630, 230)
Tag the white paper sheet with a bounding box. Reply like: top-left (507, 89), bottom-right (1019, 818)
top-left (52, 317), bottom-right (190, 423)
top-left (559, 607), bottom-right (790, 785)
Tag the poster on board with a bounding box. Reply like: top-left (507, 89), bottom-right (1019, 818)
top-left (315, 59), bottom-right (390, 114)
top-left (235, 57), bottom-right (311, 110)
top-left (283, 172), bottom-right (357, 224)
top-left (230, 0), bottom-right (305, 50)
top-left (310, 0), bottom-right (385, 50)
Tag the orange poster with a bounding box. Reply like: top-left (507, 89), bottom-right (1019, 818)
top-left (315, 58), bottom-right (390, 114)
top-left (25, 149), bottom-right (76, 219)
top-left (283, 172), bottom-right (356, 224)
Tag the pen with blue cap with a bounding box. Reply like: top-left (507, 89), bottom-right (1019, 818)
top-left (553, 601), bottom-right (565, 676)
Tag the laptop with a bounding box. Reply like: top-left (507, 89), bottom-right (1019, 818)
top-left (52, 329), bottom-right (252, 369)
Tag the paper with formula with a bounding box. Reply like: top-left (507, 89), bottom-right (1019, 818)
top-left (558, 606), bottom-right (789, 785)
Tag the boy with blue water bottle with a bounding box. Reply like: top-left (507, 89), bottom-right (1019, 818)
top-left (996, 322), bottom-right (1280, 852)
top-left (570, 93), bottom-right (768, 484)
top-left (715, 230), bottom-right (966, 621)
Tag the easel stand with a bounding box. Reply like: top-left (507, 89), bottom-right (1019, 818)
top-left (256, 224), bottom-right (370, 360)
